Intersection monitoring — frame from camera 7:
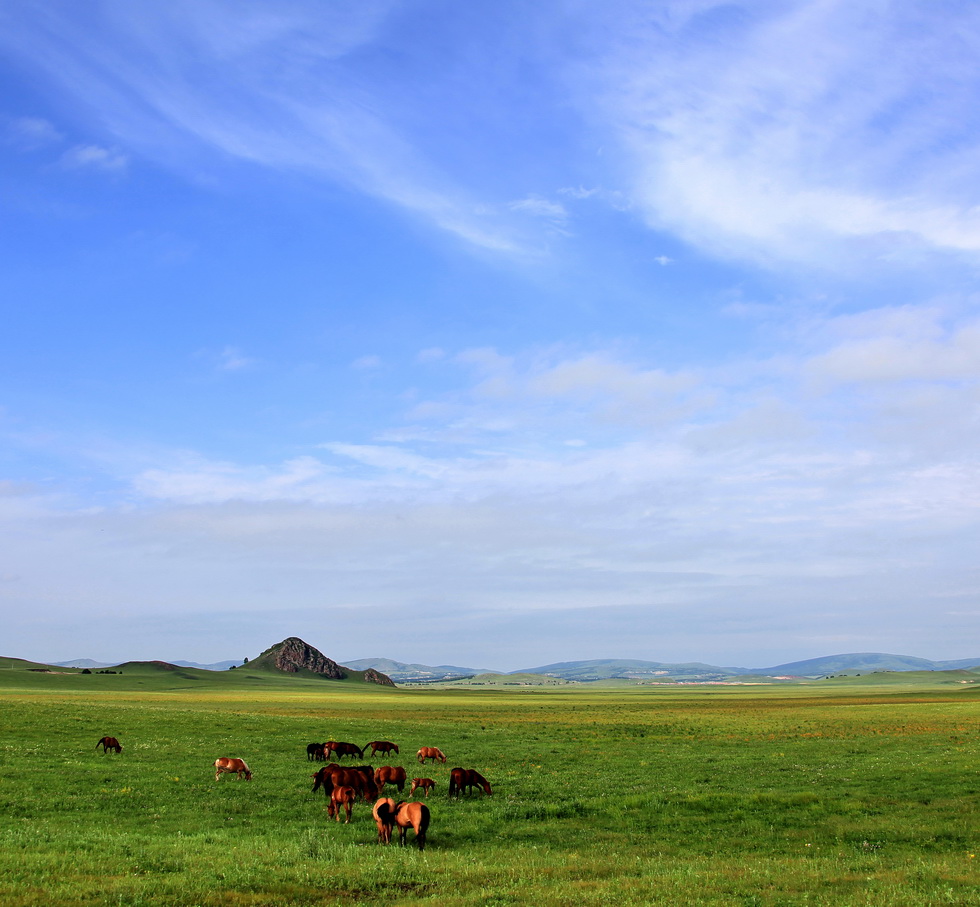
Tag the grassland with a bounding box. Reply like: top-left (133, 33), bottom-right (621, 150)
top-left (0, 667), bottom-right (978, 906)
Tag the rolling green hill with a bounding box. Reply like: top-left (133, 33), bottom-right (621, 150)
top-left (0, 637), bottom-right (396, 692)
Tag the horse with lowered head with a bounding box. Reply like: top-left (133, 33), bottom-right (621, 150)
top-left (365, 740), bottom-right (399, 758)
top-left (312, 764), bottom-right (377, 801)
top-left (324, 741), bottom-right (364, 760)
top-left (449, 767), bottom-right (492, 797)
top-left (214, 757), bottom-right (252, 781)
top-left (416, 746), bottom-right (446, 764)
top-left (409, 778), bottom-right (436, 799)
top-left (96, 736), bottom-right (122, 754)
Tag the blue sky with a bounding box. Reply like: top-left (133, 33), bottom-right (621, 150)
top-left (2, 0), bottom-right (979, 671)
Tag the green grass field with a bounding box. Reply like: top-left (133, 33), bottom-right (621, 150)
top-left (0, 668), bottom-right (978, 906)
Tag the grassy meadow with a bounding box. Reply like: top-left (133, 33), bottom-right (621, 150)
top-left (0, 667), bottom-right (978, 906)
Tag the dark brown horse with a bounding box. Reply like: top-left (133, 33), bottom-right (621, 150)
top-left (374, 765), bottom-right (407, 794)
top-left (327, 785), bottom-right (357, 823)
top-left (448, 767), bottom-right (492, 796)
top-left (365, 740), bottom-right (399, 758)
top-left (214, 757), bottom-right (252, 781)
top-left (312, 764), bottom-right (378, 801)
top-left (310, 763), bottom-right (341, 791)
top-left (416, 746), bottom-right (446, 764)
top-left (372, 798), bottom-right (430, 850)
top-left (306, 742), bottom-right (325, 761)
top-left (96, 736), bottom-right (122, 754)
top-left (324, 741), bottom-right (364, 760)
top-left (409, 778), bottom-right (436, 799)
top-left (372, 797), bottom-right (396, 844)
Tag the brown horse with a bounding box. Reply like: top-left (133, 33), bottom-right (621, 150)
top-left (324, 741), bottom-right (364, 760)
top-left (214, 757), bottom-right (252, 781)
top-left (416, 746), bottom-right (446, 764)
top-left (365, 740), bottom-right (399, 758)
top-left (372, 797), bottom-right (397, 844)
top-left (96, 736), bottom-right (122, 754)
top-left (392, 800), bottom-right (430, 851)
top-left (372, 798), bottom-right (430, 850)
top-left (409, 778), bottom-right (436, 799)
top-left (327, 785), bottom-right (357, 823)
top-left (448, 767), bottom-right (492, 796)
top-left (374, 765), bottom-right (407, 794)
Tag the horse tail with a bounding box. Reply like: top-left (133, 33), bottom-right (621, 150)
top-left (417, 804), bottom-right (430, 851)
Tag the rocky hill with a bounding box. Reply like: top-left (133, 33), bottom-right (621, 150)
top-left (250, 637), bottom-right (395, 686)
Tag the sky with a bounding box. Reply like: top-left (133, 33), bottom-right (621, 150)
top-left (1, 0), bottom-right (979, 672)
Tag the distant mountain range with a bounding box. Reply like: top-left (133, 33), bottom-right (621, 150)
top-left (514, 653), bottom-right (980, 681)
top-left (55, 657), bottom-right (242, 671)
top-left (342, 652), bottom-right (980, 682)
top-left (46, 650), bottom-right (980, 684)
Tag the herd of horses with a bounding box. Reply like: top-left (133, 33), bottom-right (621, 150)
top-left (96, 735), bottom-right (489, 851)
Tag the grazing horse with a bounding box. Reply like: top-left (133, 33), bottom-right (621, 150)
top-left (372, 797), bottom-right (397, 844)
top-left (448, 767), bottom-right (492, 797)
top-left (95, 736), bottom-right (122, 754)
top-left (416, 746), bottom-right (446, 764)
top-left (306, 742), bottom-right (325, 761)
top-left (392, 800), bottom-right (430, 851)
top-left (327, 785), bottom-right (357, 823)
top-left (374, 765), bottom-right (407, 794)
top-left (214, 757), bottom-right (252, 781)
top-left (312, 765), bottom-right (377, 801)
top-left (365, 740), bottom-right (399, 758)
top-left (324, 741), bottom-right (364, 760)
top-left (409, 778), bottom-right (436, 799)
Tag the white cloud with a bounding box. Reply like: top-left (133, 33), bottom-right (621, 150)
top-left (806, 308), bottom-right (980, 385)
top-left (576, 1), bottom-right (980, 267)
top-left (218, 346), bottom-right (256, 371)
top-left (7, 116), bottom-right (63, 149)
top-left (60, 144), bottom-right (128, 172)
top-left (0, 2), bottom-right (536, 254)
top-left (508, 194), bottom-right (568, 221)
top-left (351, 355), bottom-right (382, 370)
top-left (4, 315), bottom-right (980, 665)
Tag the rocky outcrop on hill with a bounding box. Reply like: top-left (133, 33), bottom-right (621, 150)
top-left (363, 667), bottom-right (397, 687)
top-left (257, 637), bottom-right (395, 686)
top-left (267, 637), bottom-right (347, 678)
